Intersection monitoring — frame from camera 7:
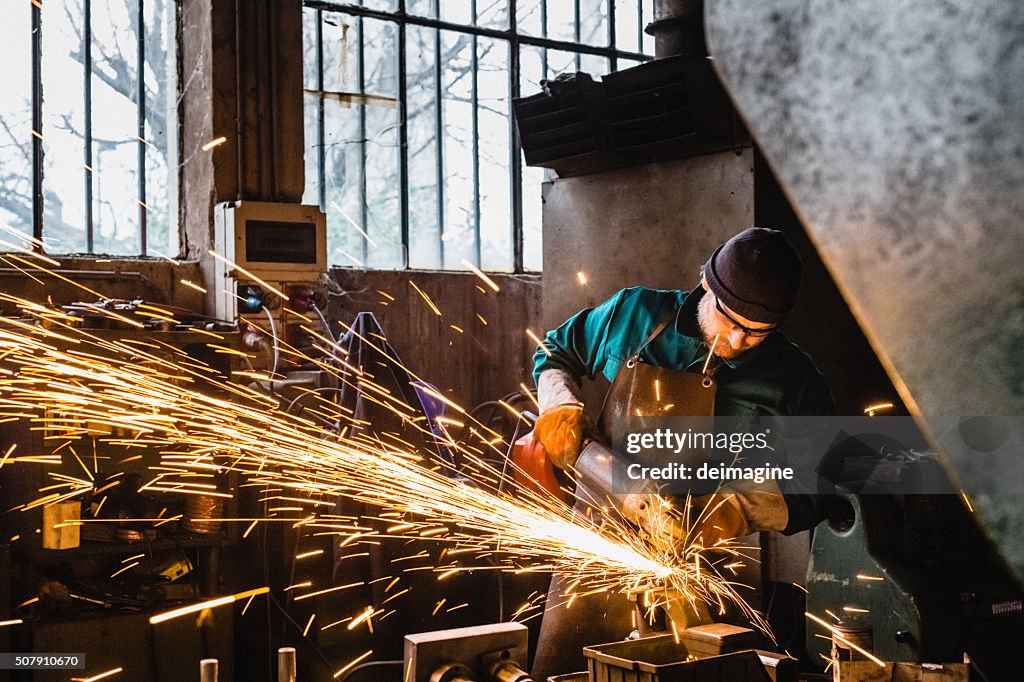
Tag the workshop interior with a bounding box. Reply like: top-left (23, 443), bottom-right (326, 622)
top-left (0, 0), bottom-right (1021, 681)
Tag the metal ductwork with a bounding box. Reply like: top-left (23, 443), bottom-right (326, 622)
top-left (703, 1), bottom-right (1024, 675)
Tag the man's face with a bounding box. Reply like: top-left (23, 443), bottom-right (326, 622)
top-left (697, 290), bottom-right (776, 359)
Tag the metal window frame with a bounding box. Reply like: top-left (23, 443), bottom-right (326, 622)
top-left (27, 0), bottom-right (159, 256)
top-left (304, 0), bottom-right (652, 273)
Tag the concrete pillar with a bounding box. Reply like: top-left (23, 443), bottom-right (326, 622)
top-left (179, 0), bottom-right (305, 284)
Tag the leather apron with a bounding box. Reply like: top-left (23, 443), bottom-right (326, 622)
top-left (532, 308), bottom-right (719, 680)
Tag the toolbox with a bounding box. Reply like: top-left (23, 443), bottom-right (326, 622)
top-left (584, 634), bottom-right (772, 682)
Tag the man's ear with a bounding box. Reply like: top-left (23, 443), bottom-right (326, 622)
top-left (700, 275), bottom-right (709, 291)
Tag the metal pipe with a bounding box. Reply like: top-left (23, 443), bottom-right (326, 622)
top-left (648, 0), bottom-right (706, 58)
top-left (137, 0), bottom-right (147, 255)
top-left (278, 647), bottom-right (297, 682)
top-left (199, 658), bottom-right (218, 682)
top-left (303, 0), bottom-right (651, 63)
top-left (573, 440), bottom-right (688, 544)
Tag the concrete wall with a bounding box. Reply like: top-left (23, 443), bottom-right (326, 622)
top-left (541, 149), bottom-right (755, 330)
top-left (0, 257), bottom-right (203, 312)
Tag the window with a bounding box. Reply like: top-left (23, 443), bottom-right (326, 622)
top-left (303, 0), bottom-right (655, 272)
top-left (0, 0), bottom-right (178, 257)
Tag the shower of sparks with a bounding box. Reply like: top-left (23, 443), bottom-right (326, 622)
top-left (76, 668), bottom-right (124, 682)
top-left (525, 328), bottom-right (550, 357)
top-left (576, 272), bottom-right (587, 285)
top-left (805, 612), bottom-right (885, 667)
top-left (180, 279), bottom-right (207, 294)
top-left (0, 265), bottom-right (767, 660)
top-left (863, 402), bottom-right (894, 416)
top-left (408, 280), bottom-right (442, 316)
top-left (149, 587), bottom-right (269, 624)
top-left (201, 136), bottom-right (227, 151)
top-left (460, 260), bottom-right (500, 292)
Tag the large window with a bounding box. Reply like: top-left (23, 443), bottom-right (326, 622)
top-left (0, 0), bottom-right (177, 257)
top-left (303, 0), bottom-right (655, 272)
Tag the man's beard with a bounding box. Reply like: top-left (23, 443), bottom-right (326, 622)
top-left (697, 294), bottom-right (744, 359)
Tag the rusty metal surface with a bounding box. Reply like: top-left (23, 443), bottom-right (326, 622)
top-left (704, 0), bottom-right (1024, 419)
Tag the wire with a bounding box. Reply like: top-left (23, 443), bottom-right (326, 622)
top-left (311, 303), bottom-right (336, 345)
top-left (262, 305), bottom-right (281, 380)
top-left (334, 659), bottom-right (402, 682)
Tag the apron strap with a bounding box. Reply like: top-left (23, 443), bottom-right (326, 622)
top-left (629, 306), bottom-right (680, 364)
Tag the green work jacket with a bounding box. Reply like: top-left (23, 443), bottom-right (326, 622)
top-left (533, 286), bottom-right (835, 532)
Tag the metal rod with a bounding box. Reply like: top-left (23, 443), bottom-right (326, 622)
top-left (199, 658), bottom-right (218, 682)
top-left (509, 1), bottom-right (523, 274)
top-left (277, 648), bottom-right (297, 682)
top-left (471, 0), bottom-right (481, 267)
top-left (31, 0), bottom-right (43, 249)
top-left (574, 0), bottom-right (581, 71)
top-left (357, 15), bottom-right (368, 263)
top-left (137, 0), bottom-right (147, 255)
top-left (303, 1), bottom-right (650, 63)
top-left (397, 17), bottom-right (410, 267)
top-left (83, 0), bottom-right (94, 253)
top-left (608, 0), bottom-right (617, 70)
top-left (638, 0), bottom-right (645, 55)
top-left (540, 0), bottom-right (548, 77)
top-left (316, 9), bottom-right (326, 211)
top-left (433, 5), bottom-right (445, 268)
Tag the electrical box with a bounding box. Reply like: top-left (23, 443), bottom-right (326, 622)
top-left (212, 201), bottom-right (327, 326)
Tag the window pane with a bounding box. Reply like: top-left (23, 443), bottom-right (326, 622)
top-left (321, 12), bottom-right (357, 93)
top-left (545, 49), bottom-right (579, 80)
top-left (91, 0), bottom-right (141, 255)
top-left (406, 25), bottom-right (441, 269)
top-left (302, 8), bottom-right (321, 207)
top-left (360, 0), bottom-right (399, 11)
top-left (407, 0), bottom-right (436, 19)
top-left (579, 0), bottom-right (609, 47)
top-left (579, 54), bottom-right (609, 79)
top-left (440, 30), bottom-right (475, 269)
top-left (477, 0), bottom-right (510, 30)
top-left (302, 7), bottom-right (319, 91)
top-left (361, 18), bottom-right (402, 268)
top-left (546, 1), bottom-right (577, 43)
top-left (477, 37), bottom-right (511, 271)
top-left (318, 13), bottom-right (365, 268)
top-left (0, 2), bottom-right (33, 249)
top-left (641, 0), bottom-right (655, 54)
top-left (41, 1), bottom-right (88, 255)
top-left (440, 1), bottom-right (472, 26)
top-left (518, 45), bottom-right (544, 271)
top-left (144, 0), bottom-right (178, 257)
top-left (515, 0), bottom-right (542, 36)
top-left (519, 44), bottom-right (545, 96)
top-left (614, 0), bottom-right (640, 53)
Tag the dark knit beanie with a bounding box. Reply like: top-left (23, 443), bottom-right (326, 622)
top-left (701, 227), bottom-right (802, 325)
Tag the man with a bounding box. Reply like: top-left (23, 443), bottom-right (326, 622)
top-left (530, 227), bottom-right (834, 679)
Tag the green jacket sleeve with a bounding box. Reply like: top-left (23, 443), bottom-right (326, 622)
top-left (532, 289), bottom-right (631, 385)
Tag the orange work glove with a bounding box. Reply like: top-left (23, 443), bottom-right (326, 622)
top-left (690, 493), bottom-right (749, 548)
top-left (533, 404), bottom-right (590, 470)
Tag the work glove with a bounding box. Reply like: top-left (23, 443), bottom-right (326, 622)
top-left (689, 493), bottom-right (750, 548)
top-left (534, 403), bottom-right (591, 471)
top-left (689, 482), bottom-right (789, 548)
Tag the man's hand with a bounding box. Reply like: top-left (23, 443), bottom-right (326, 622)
top-left (534, 404), bottom-right (590, 470)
